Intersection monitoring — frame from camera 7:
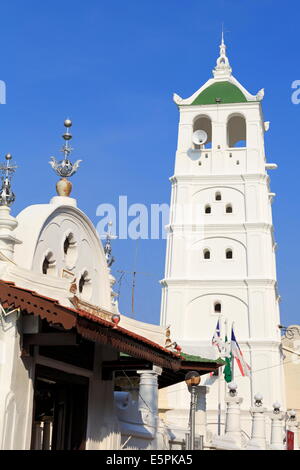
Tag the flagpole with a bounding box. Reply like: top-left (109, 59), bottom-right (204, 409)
top-left (217, 315), bottom-right (222, 436)
top-left (231, 322), bottom-right (235, 381)
top-left (223, 318), bottom-right (229, 429)
top-left (225, 317), bottom-right (228, 397)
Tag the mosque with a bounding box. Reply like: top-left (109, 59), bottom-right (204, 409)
top-left (0, 35), bottom-right (289, 450)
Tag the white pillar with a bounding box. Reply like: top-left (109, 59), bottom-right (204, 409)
top-left (195, 385), bottom-right (209, 444)
top-left (247, 407), bottom-right (267, 450)
top-left (0, 206), bottom-right (20, 260)
top-left (32, 422), bottom-right (43, 450)
top-left (42, 421), bottom-right (53, 450)
top-left (211, 387), bottom-right (243, 450)
top-left (224, 395), bottom-right (243, 445)
top-left (270, 413), bottom-right (284, 450)
top-left (137, 366), bottom-right (162, 447)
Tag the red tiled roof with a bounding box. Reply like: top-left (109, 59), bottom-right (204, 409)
top-left (0, 280), bottom-right (181, 370)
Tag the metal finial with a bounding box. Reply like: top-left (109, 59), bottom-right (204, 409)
top-left (61, 119), bottom-right (73, 157)
top-left (0, 153), bottom-right (17, 206)
top-left (213, 27), bottom-right (232, 78)
top-left (104, 221), bottom-right (117, 268)
top-left (49, 119), bottom-right (82, 180)
top-left (64, 119), bottom-right (72, 128)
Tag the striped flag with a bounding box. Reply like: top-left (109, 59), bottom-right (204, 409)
top-left (212, 319), bottom-right (222, 353)
top-left (231, 328), bottom-right (251, 378)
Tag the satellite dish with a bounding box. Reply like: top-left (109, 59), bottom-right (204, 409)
top-left (192, 130), bottom-right (208, 146)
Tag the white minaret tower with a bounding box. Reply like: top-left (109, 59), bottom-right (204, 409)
top-left (160, 36), bottom-right (285, 439)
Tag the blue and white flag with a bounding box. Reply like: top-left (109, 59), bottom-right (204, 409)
top-left (212, 319), bottom-right (222, 353)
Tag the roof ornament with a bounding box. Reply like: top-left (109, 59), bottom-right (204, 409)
top-left (256, 88), bottom-right (265, 101)
top-left (213, 29), bottom-right (232, 79)
top-left (104, 221), bottom-right (117, 268)
top-left (0, 153), bottom-right (17, 206)
top-left (49, 119), bottom-right (82, 197)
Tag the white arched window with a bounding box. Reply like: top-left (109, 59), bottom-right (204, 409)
top-left (227, 114), bottom-right (246, 148)
top-left (226, 248), bottom-right (233, 259)
top-left (214, 302), bottom-right (222, 313)
top-left (205, 204), bottom-right (211, 214)
top-left (203, 249), bottom-right (211, 260)
top-left (226, 204), bottom-right (233, 213)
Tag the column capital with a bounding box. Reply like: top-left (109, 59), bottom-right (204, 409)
top-left (250, 406), bottom-right (267, 414)
top-left (226, 395), bottom-right (243, 406)
top-left (270, 411), bottom-right (284, 421)
top-left (152, 365), bottom-right (163, 375)
top-left (137, 367), bottom-right (162, 377)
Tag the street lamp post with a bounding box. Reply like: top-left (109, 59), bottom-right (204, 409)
top-left (185, 371), bottom-right (201, 450)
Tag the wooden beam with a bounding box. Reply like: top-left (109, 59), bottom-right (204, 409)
top-left (102, 359), bottom-right (152, 381)
top-left (179, 363), bottom-right (218, 371)
top-left (23, 333), bottom-right (78, 347)
top-left (102, 360), bottom-right (152, 370)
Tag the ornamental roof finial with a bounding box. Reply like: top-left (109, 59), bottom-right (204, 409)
top-left (49, 119), bottom-right (82, 197)
top-left (0, 153), bottom-right (17, 206)
top-left (213, 28), bottom-right (232, 79)
top-left (104, 221), bottom-right (117, 268)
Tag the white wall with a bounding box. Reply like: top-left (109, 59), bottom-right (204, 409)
top-left (0, 313), bottom-right (35, 450)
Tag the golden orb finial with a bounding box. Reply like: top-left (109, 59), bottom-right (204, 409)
top-left (64, 119), bottom-right (72, 128)
top-left (5, 153), bottom-right (12, 160)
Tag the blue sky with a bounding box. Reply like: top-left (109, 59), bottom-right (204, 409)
top-left (1, 0), bottom-right (299, 327)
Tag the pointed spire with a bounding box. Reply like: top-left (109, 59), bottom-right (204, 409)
top-left (104, 221), bottom-right (116, 268)
top-left (213, 29), bottom-right (232, 79)
top-left (49, 119), bottom-right (82, 197)
top-left (0, 154), bottom-right (17, 207)
top-left (0, 153), bottom-right (20, 261)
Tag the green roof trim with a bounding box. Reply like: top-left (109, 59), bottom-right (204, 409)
top-left (181, 352), bottom-right (225, 365)
top-left (120, 352), bottom-right (131, 358)
top-left (191, 81), bottom-right (247, 105)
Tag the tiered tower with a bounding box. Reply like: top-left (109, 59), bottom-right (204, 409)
top-left (160, 36), bottom-right (285, 437)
